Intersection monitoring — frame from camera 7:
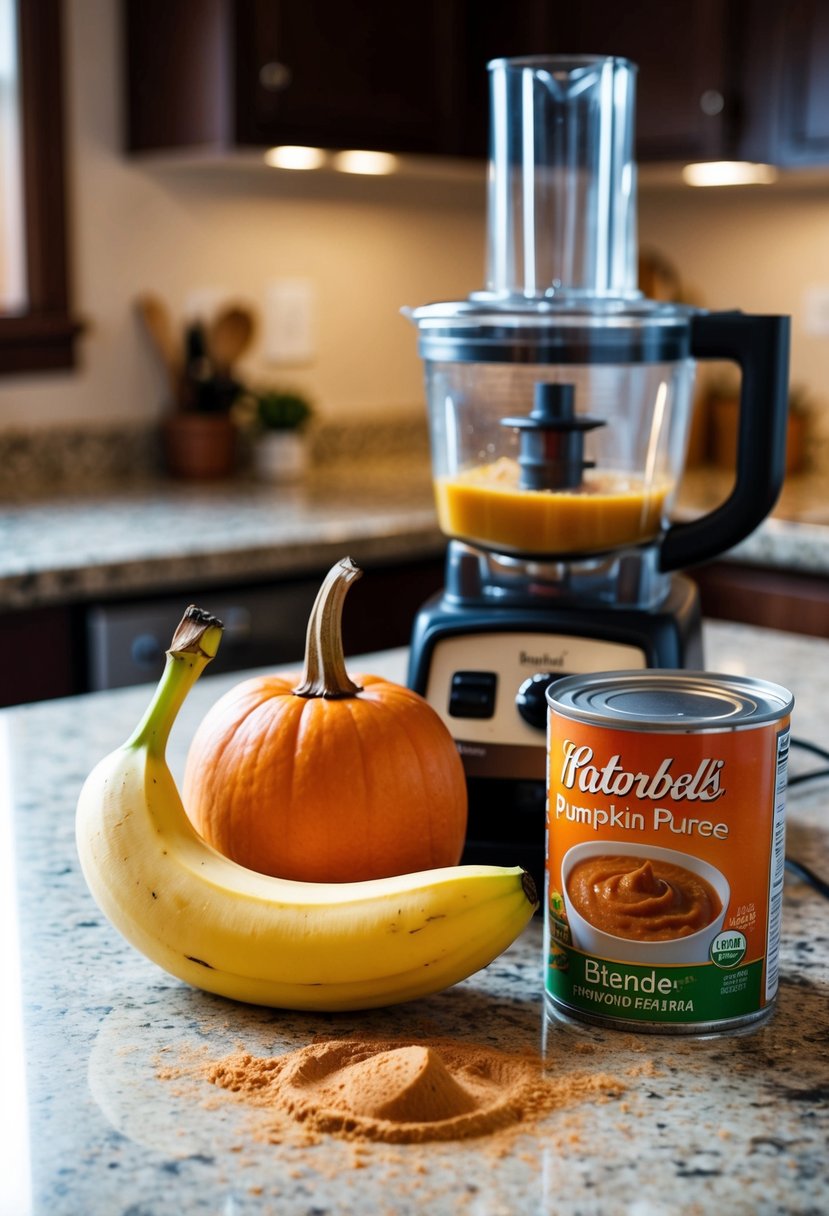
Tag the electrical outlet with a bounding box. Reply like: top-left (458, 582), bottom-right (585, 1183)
top-left (802, 285), bottom-right (829, 336)
top-left (264, 278), bottom-right (316, 363)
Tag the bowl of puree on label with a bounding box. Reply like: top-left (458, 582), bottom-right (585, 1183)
top-left (560, 840), bottom-right (730, 964)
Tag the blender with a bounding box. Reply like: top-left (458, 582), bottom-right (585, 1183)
top-left (405, 55), bottom-right (790, 885)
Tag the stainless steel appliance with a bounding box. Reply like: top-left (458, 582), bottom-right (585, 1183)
top-left (87, 581), bottom-right (321, 691)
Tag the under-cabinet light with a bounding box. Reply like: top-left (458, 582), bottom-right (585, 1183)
top-left (331, 149), bottom-right (399, 175)
top-left (264, 145), bottom-right (326, 171)
top-left (682, 161), bottom-right (779, 187)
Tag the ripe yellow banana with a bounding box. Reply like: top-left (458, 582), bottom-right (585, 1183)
top-left (75, 607), bottom-right (538, 1011)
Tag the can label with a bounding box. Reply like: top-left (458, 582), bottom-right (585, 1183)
top-left (545, 715), bottom-right (790, 1029)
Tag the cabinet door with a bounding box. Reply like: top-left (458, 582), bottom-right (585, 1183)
top-left (452, 1), bottom-right (563, 159)
top-left (0, 607), bottom-right (79, 708)
top-left (559, 0), bottom-right (734, 162)
top-left (125, 0), bottom-right (466, 157)
top-left (232, 0), bottom-right (463, 155)
top-left (451, 0), bottom-right (741, 164)
top-left (694, 561), bottom-right (829, 638)
top-left (770, 0), bottom-right (829, 165)
top-left (125, 0), bottom-right (234, 152)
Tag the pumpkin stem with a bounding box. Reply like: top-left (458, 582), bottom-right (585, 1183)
top-left (293, 557), bottom-right (364, 699)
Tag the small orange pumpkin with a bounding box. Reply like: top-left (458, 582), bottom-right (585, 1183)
top-left (182, 557), bottom-right (468, 882)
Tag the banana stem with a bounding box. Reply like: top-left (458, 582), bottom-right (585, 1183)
top-left (125, 606), bottom-right (224, 755)
top-left (293, 557), bottom-right (363, 699)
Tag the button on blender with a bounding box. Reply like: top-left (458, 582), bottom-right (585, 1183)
top-left (448, 671), bottom-right (498, 719)
top-left (516, 672), bottom-right (570, 730)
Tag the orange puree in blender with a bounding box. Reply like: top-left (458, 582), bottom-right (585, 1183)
top-left (435, 458), bottom-right (672, 555)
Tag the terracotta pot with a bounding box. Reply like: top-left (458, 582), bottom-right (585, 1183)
top-left (162, 414), bottom-right (237, 480)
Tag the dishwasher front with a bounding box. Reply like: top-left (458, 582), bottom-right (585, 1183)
top-left (86, 580), bottom-right (322, 691)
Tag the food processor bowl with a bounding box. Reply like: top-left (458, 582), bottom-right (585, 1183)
top-left (418, 321), bottom-right (696, 561)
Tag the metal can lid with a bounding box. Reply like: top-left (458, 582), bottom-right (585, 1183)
top-left (546, 669), bottom-right (794, 732)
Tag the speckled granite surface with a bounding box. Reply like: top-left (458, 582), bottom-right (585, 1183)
top-left (0, 420), bottom-right (828, 612)
top-left (0, 463), bottom-right (442, 610)
top-left (0, 417), bottom-right (442, 612)
top-left (676, 466), bottom-right (829, 576)
top-left (2, 621), bottom-right (828, 1215)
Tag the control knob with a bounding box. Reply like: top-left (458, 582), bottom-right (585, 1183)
top-left (515, 671), bottom-right (570, 730)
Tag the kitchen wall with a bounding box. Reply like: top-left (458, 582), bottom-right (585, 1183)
top-left (2, 0), bottom-right (829, 442)
top-left (639, 184), bottom-right (829, 440)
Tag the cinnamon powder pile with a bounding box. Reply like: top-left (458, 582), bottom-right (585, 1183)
top-left (201, 1036), bottom-right (625, 1147)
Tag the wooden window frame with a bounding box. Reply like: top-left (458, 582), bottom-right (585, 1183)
top-left (0, 0), bottom-right (82, 374)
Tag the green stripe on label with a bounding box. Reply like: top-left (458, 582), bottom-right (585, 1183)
top-left (546, 946), bottom-right (765, 1023)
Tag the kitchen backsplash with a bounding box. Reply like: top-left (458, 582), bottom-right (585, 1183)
top-left (0, 413), bottom-right (432, 500)
top-left (4, 407), bottom-right (828, 505)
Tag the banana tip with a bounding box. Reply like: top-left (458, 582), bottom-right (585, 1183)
top-left (521, 869), bottom-right (539, 908)
top-left (170, 605), bottom-right (225, 659)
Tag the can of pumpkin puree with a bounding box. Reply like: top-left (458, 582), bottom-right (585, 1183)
top-left (544, 671), bottom-right (793, 1034)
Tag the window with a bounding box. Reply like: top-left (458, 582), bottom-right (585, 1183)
top-left (0, 0), bottom-right (81, 374)
top-left (0, 0), bottom-right (25, 311)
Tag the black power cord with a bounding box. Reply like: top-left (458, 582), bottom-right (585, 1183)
top-left (786, 736), bottom-right (829, 899)
top-left (788, 736), bottom-right (829, 787)
top-left (784, 856), bottom-right (829, 900)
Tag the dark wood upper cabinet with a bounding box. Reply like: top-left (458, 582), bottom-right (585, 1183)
top-left (233, 1), bottom-right (462, 154)
top-left (125, 0), bottom-right (464, 157)
top-left (446, 3), bottom-right (565, 160)
top-left (551, 1), bottom-right (739, 164)
top-left (763, 0), bottom-right (829, 166)
top-left (123, 0), bottom-right (829, 171)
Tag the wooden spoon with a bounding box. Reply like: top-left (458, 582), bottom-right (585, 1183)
top-left (208, 305), bottom-right (256, 375)
top-left (135, 294), bottom-right (181, 404)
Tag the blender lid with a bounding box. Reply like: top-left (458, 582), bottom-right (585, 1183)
top-left (405, 296), bottom-right (696, 364)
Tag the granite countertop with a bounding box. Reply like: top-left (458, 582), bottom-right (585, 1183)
top-left (675, 466), bottom-right (829, 574)
top-left (3, 619), bottom-right (828, 1215)
top-left (0, 463), bottom-right (443, 611)
top-left (1, 458), bottom-right (828, 613)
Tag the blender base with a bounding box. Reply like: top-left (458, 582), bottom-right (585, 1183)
top-left (407, 572), bottom-right (703, 893)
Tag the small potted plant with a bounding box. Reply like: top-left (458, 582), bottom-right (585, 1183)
top-left (251, 389), bottom-right (314, 482)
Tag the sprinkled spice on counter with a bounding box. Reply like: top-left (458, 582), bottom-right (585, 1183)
top-left (197, 1036), bottom-right (626, 1148)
